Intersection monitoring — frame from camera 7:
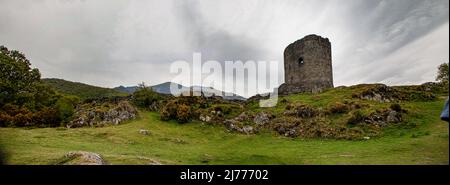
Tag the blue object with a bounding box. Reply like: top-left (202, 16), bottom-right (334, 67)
top-left (441, 99), bottom-right (449, 122)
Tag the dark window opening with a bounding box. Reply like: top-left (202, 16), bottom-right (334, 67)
top-left (298, 57), bottom-right (304, 65)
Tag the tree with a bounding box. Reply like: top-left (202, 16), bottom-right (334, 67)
top-left (0, 45), bottom-right (41, 106)
top-left (436, 62), bottom-right (449, 86)
top-left (131, 82), bottom-right (161, 108)
top-left (0, 46), bottom-right (66, 127)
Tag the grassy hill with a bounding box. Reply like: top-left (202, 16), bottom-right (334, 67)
top-left (0, 84), bottom-right (448, 164)
top-left (42, 78), bottom-right (127, 100)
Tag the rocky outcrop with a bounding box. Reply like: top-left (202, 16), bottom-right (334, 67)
top-left (352, 84), bottom-right (437, 102)
top-left (223, 119), bottom-right (255, 134)
top-left (67, 101), bottom-right (137, 128)
top-left (62, 151), bottom-right (107, 165)
top-left (253, 112), bottom-right (273, 126)
top-left (362, 110), bottom-right (402, 127)
top-left (283, 103), bottom-right (320, 118)
top-left (222, 112), bottom-right (257, 134)
top-left (353, 84), bottom-right (397, 103)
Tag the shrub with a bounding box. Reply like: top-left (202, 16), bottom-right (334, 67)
top-left (390, 103), bottom-right (402, 112)
top-left (211, 104), bottom-right (241, 116)
top-left (347, 110), bottom-right (365, 125)
top-left (160, 108), bottom-right (171, 121)
top-left (0, 111), bottom-right (12, 127)
top-left (132, 83), bottom-right (162, 109)
top-left (328, 102), bottom-right (349, 114)
top-left (11, 112), bottom-right (33, 127)
top-left (159, 100), bottom-right (178, 121)
top-left (32, 107), bottom-right (61, 127)
top-left (293, 104), bottom-right (319, 118)
top-left (55, 95), bottom-right (80, 123)
top-left (176, 104), bottom-right (192, 123)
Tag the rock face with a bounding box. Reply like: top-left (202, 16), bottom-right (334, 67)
top-left (354, 84), bottom-right (397, 103)
top-left (223, 119), bottom-right (255, 135)
top-left (253, 112), bottom-right (272, 126)
top-left (63, 151), bottom-right (107, 165)
top-left (67, 101), bottom-right (138, 128)
top-left (223, 112), bottom-right (257, 134)
top-left (279, 34), bottom-right (333, 95)
top-left (362, 110), bottom-right (402, 127)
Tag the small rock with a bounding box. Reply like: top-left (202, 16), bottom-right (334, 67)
top-left (284, 129), bottom-right (297, 137)
top-left (235, 112), bottom-right (251, 122)
top-left (199, 115), bottom-right (211, 122)
top-left (242, 126), bottom-right (254, 134)
top-left (363, 136), bottom-right (370, 140)
top-left (139, 129), bottom-right (150, 135)
top-left (387, 111), bottom-right (401, 123)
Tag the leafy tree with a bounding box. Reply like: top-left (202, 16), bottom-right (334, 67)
top-left (132, 82), bottom-right (161, 108)
top-left (1, 46), bottom-right (73, 127)
top-left (436, 62), bottom-right (449, 86)
top-left (55, 95), bottom-right (80, 123)
top-left (0, 46), bottom-right (41, 106)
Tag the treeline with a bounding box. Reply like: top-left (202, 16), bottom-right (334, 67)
top-left (0, 46), bottom-right (79, 127)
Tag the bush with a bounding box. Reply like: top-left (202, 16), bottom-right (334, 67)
top-left (32, 107), bottom-right (61, 127)
top-left (159, 98), bottom-right (196, 123)
top-left (390, 103), bottom-right (402, 112)
top-left (347, 110), bottom-right (365, 125)
top-left (176, 104), bottom-right (192, 123)
top-left (211, 104), bottom-right (241, 116)
top-left (328, 102), bottom-right (349, 114)
top-left (55, 95), bottom-right (80, 123)
top-left (159, 100), bottom-right (178, 121)
top-left (132, 84), bottom-right (162, 109)
top-left (0, 111), bottom-right (12, 127)
top-left (160, 108), bottom-right (171, 121)
top-left (287, 103), bottom-right (319, 118)
top-left (11, 112), bottom-right (33, 127)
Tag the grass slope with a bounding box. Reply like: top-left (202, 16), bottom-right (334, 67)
top-left (0, 99), bottom-right (448, 164)
top-left (42, 78), bottom-right (127, 100)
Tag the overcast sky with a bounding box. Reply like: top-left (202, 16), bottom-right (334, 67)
top-left (0, 0), bottom-right (448, 97)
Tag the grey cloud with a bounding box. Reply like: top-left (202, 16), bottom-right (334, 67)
top-left (174, 1), bottom-right (267, 61)
top-left (0, 0), bottom-right (448, 96)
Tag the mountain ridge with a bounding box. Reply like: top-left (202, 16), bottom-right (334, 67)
top-left (114, 82), bottom-right (246, 101)
top-left (42, 78), bottom-right (246, 101)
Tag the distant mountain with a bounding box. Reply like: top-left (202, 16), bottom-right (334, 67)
top-left (43, 78), bottom-right (127, 100)
top-left (151, 82), bottom-right (188, 95)
top-left (114, 82), bottom-right (246, 101)
top-left (190, 86), bottom-right (247, 101)
top-left (113, 85), bottom-right (138, 94)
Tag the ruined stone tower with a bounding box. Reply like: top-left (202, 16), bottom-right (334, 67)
top-left (279, 34), bottom-right (333, 95)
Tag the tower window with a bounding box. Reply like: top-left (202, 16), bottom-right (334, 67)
top-left (298, 57), bottom-right (304, 65)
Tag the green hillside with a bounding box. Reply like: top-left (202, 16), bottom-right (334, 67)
top-left (42, 78), bottom-right (127, 100)
top-left (0, 84), bottom-right (448, 164)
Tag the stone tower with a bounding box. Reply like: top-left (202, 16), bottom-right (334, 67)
top-left (279, 34), bottom-right (333, 95)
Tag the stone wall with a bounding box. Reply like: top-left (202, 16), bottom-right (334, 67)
top-left (279, 34), bottom-right (333, 95)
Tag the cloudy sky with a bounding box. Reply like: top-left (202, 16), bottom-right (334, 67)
top-left (0, 0), bottom-right (448, 97)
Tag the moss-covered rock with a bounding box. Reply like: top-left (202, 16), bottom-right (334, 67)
top-left (67, 100), bottom-right (137, 128)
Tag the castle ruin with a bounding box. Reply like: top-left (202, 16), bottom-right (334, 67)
top-left (278, 34), bottom-right (333, 95)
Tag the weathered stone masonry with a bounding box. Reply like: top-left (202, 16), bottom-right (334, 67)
top-left (279, 34), bottom-right (333, 95)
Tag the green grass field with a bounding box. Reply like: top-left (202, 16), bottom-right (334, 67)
top-left (0, 99), bottom-right (448, 165)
